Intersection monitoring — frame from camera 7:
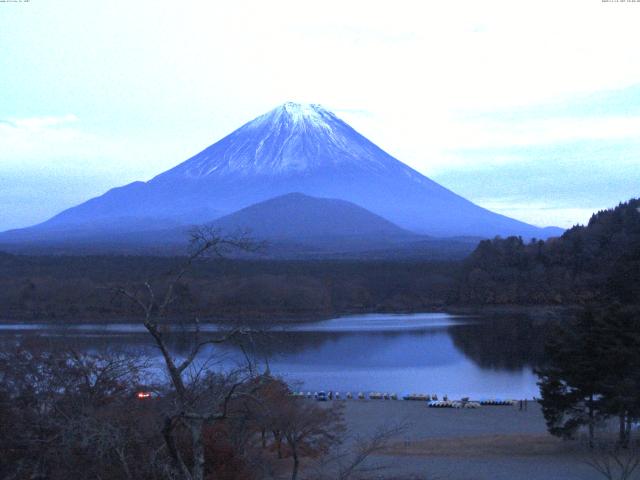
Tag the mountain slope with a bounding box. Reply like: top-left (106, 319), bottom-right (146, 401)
top-left (1, 102), bottom-right (563, 243)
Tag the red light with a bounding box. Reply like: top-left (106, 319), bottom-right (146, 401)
top-left (136, 391), bottom-right (151, 399)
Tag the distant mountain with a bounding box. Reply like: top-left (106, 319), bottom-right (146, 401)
top-left (211, 193), bottom-right (413, 240)
top-left (0, 193), bottom-right (480, 259)
top-left (1, 102), bottom-right (562, 248)
top-left (203, 192), bottom-right (429, 256)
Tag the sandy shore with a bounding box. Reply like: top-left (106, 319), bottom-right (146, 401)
top-left (332, 400), bottom-right (610, 480)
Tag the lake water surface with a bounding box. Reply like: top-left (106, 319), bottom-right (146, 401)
top-left (0, 312), bottom-right (547, 399)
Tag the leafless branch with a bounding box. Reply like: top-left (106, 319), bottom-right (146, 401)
top-left (585, 441), bottom-right (640, 480)
top-left (106, 226), bottom-right (262, 480)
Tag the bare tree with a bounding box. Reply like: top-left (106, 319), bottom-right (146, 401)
top-left (278, 400), bottom-right (345, 480)
top-left (585, 440), bottom-right (640, 480)
top-left (113, 227), bottom-right (261, 480)
top-left (310, 422), bottom-right (407, 480)
top-left (337, 423), bottom-right (407, 480)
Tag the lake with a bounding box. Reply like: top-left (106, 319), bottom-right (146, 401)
top-left (0, 312), bottom-right (547, 400)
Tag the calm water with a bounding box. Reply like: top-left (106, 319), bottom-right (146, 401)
top-left (0, 313), bottom-right (548, 399)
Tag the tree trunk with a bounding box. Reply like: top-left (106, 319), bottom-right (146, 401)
top-left (290, 444), bottom-right (299, 480)
top-left (190, 419), bottom-right (205, 480)
top-left (619, 413), bottom-right (629, 448)
top-left (163, 416), bottom-right (192, 480)
top-left (274, 431), bottom-right (283, 459)
top-left (588, 397), bottom-right (594, 448)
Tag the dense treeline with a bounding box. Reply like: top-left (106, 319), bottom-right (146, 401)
top-left (0, 255), bottom-right (459, 322)
top-left (525, 199), bottom-right (640, 452)
top-left (453, 198), bottom-right (640, 306)
top-left (2, 198), bottom-right (638, 322)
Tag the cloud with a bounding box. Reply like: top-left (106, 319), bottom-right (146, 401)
top-left (431, 138), bottom-right (640, 228)
top-left (478, 202), bottom-right (598, 230)
top-left (444, 115), bottom-right (640, 154)
top-left (0, 114), bottom-right (173, 178)
top-left (0, 114), bottom-right (86, 165)
top-left (9, 114), bottom-right (79, 129)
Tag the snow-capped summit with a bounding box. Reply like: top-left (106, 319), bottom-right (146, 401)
top-left (2, 103), bottom-right (564, 243)
top-left (155, 102), bottom-right (417, 178)
top-left (277, 102), bottom-right (329, 123)
top-left (241, 101), bottom-right (335, 133)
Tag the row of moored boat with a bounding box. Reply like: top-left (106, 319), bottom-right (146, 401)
top-left (291, 391), bottom-right (518, 407)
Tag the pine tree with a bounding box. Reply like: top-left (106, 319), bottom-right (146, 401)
top-left (537, 306), bottom-right (640, 446)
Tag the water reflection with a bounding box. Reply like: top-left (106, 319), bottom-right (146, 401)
top-left (448, 315), bottom-right (548, 371)
top-left (0, 313), bottom-right (551, 398)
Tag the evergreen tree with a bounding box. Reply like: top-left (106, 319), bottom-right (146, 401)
top-left (537, 306), bottom-right (640, 446)
top-left (595, 306), bottom-right (640, 447)
top-left (536, 309), bottom-right (608, 445)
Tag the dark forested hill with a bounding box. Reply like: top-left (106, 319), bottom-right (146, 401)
top-left (452, 198), bottom-right (640, 306)
top-left (209, 193), bottom-right (414, 241)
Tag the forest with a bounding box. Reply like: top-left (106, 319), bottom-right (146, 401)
top-left (453, 198), bottom-right (640, 307)
top-left (0, 198), bottom-right (638, 323)
top-left (522, 200), bottom-right (640, 453)
top-left (0, 255), bottom-right (458, 323)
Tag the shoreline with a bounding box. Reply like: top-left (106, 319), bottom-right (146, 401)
top-left (336, 400), bottom-right (611, 480)
top-left (0, 304), bottom-right (578, 325)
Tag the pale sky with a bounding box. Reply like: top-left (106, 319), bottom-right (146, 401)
top-left (1, 0), bottom-right (639, 231)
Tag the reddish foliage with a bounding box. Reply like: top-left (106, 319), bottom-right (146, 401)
top-left (203, 422), bottom-right (254, 480)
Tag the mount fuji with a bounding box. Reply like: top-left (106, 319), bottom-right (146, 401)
top-left (1, 102), bottom-right (562, 250)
